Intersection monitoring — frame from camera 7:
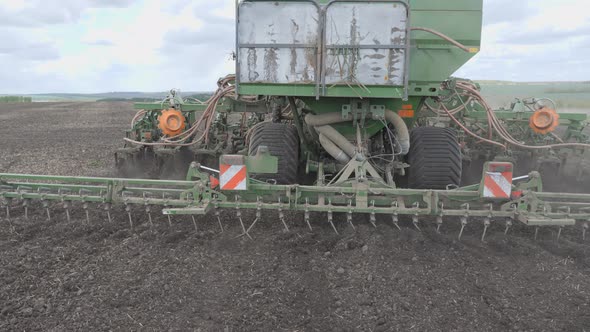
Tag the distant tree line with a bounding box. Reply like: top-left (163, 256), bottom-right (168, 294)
top-left (0, 96), bottom-right (32, 103)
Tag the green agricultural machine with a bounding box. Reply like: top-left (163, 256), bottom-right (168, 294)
top-left (3, 0), bottom-right (590, 240)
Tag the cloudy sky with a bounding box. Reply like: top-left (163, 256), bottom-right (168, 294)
top-left (0, 0), bottom-right (588, 93)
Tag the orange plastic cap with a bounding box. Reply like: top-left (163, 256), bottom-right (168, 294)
top-left (529, 108), bottom-right (559, 134)
top-left (158, 109), bottom-right (186, 136)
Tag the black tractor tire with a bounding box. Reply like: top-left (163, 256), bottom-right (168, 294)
top-left (407, 127), bottom-right (462, 189)
top-left (248, 122), bottom-right (299, 184)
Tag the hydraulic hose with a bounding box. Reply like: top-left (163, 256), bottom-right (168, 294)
top-left (384, 111), bottom-right (410, 155)
top-left (410, 27), bottom-right (471, 53)
top-left (454, 81), bottom-right (590, 150)
top-left (304, 112), bottom-right (344, 127)
top-left (315, 125), bottom-right (357, 159)
top-left (304, 110), bottom-right (411, 155)
top-left (319, 133), bottom-right (351, 164)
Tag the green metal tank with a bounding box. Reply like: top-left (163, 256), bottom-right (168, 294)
top-left (236, 0), bottom-right (482, 103)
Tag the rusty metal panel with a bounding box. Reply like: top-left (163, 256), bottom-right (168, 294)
top-left (237, 1), bottom-right (320, 84)
top-left (324, 2), bottom-right (407, 86)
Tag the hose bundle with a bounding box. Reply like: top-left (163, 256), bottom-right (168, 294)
top-left (435, 81), bottom-right (590, 151)
top-left (125, 75), bottom-right (237, 147)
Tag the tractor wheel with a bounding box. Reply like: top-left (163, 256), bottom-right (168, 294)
top-left (248, 122), bottom-right (299, 184)
top-left (407, 127), bottom-right (462, 189)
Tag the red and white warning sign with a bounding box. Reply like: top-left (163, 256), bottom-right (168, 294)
top-left (482, 162), bottom-right (513, 199)
top-left (219, 155), bottom-right (248, 191)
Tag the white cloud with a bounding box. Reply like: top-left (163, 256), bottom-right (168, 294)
top-left (456, 0), bottom-right (590, 81)
top-left (0, 0), bottom-right (136, 27)
top-left (0, 0), bottom-right (28, 11)
top-left (0, 0), bottom-right (588, 93)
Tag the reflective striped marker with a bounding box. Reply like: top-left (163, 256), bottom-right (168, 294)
top-left (220, 164), bottom-right (247, 191)
top-left (483, 172), bottom-right (512, 199)
top-left (482, 163), bottom-right (513, 199)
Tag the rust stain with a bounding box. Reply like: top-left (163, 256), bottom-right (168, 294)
top-left (247, 48), bottom-right (259, 82)
top-left (364, 54), bottom-right (386, 60)
top-left (346, 6), bottom-right (359, 82)
top-left (290, 49), bottom-right (298, 78)
top-left (289, 19), bottom-right (300, 79)
top-left (263, 48), bottom-right (279, 82)
top-left (304, 47), bottom-right (316, 82)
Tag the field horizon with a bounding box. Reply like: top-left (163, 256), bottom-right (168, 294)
top-left (1, 81), bottom-right (589, 110)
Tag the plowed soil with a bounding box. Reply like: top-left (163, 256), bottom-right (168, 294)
top-left (1, 102), bottom-right (590, 331)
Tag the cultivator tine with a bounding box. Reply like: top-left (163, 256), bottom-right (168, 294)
top-left (346, 211), bottom-right (355, 230)
top-left (5, 198), bottom-right (11, 221)
top-left (583, 223), bottom-right (588, 241)
top-left (436, 216), bottom-right (443, 233)
top-left (278, 199), bottom-right (289, 232)
top-left (163, 205), bottom-right (172, 227)
top-left (162, 200), bottom-right (172, 227)
top-left (481, 217), bottom-right (490, 242)
top-left (2, 197), bottom-right (14, 232)
top-left (83, 202), bottom-right (90, 224)
top-left (215, 203), bottom-right (224, 233)
top-left (458, 204), bottom-right (470, 240)
top-left (23, 199), bottom-right (30, 220)
top-left (243, 215), bottom-right (258, 237)
top-left (392, 216), bottom-right (401, 230)
top-left (125, 204), bottom-right (133, 229)
top-left (145, 205), bottom-right (153, 227)
top-left (42, 200), bottom-right (51, 221)
top-left (412, 215), bottom-right (421, 232)
top-left (504, 219), bottom-right (513, 235)
top-left (242, 198), bottom-right (262, 239)
top-left (369, 202), bottom-right (377, 228)
top-left (392, 214), bottom-right (401, 231)
top-left (412, 203), bottom-right (421, 232)
top-left (458, 217), bottom-right (467, 240)
top-left (63, 201), bottom-right (71, 222)
top-left (191, 216), bottom-right (198, 233)
top-left (279, 214), bottom-right (289, 232)
top-left (217, 215), bottom-right (225, 233)
top-left (141, 192), bottom-right (154, 227)
top-left (481, 206), bottom-right (493, 242)
top-left (238, 216), bottom-right (251, 239)
top-left (327, 206), bottom-right (338, 235)
top-left (436, 203), bottom-right (444, 233)
top-left (556, 207), bottom-right (570, 243)
top-left (57, 188), bottom-right (71, 222)
top-left (391, 202), bottom-right (401, 230)
top-left (347, 202), bottom-right (356, 231)
top-left (236, 200), bottom-right (252, 240)
top-left (104, 204), bottom-right (113, 223)
top-left (304, 199), bottom-right (312, 231)
top-left (370, 212), bottom-right (377, 228)
top-left (161, 192), bottom-right (175, 227)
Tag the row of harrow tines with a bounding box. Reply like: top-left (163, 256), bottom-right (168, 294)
top-left (0, 174), bottom-right (200, 231)
top-left (2, 172), bottom-right (590, 243)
